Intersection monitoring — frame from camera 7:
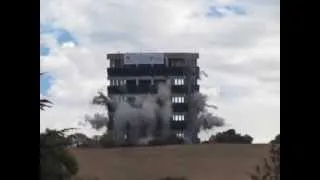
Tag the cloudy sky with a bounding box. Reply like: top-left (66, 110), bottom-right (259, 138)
top-left (40, 0), bottom-right (280, 143)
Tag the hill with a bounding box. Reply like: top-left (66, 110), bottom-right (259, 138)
top-left (70, 144), bottom-right (270, 180)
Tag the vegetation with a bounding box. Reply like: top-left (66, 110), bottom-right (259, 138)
top-left (64, 131), bottom-right (185, 148)
top-left (40, 73), bottom-right (79, 180)
top-left (209, 129), bottom-right (253, 144)
top-left (270, 134), bottom-right (280, 144)
top-left (40, 129), bottom-right (79, 180)
top-left (249, 134), bottom-right (280, 180)
top-left (65, 129), bottom-right (254, 148)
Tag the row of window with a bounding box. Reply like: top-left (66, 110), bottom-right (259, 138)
top-left (109, 59), bottom-right (197, 68)
top-left (173, 78), bottom-right (185, 85)
top-left (172, 96), bottom-right (185, 103)
top-left (113, 95), bottom-right (185, 104)
top-left (172, 114), bottom-right (185, 121)
top-left (109, 78), bottom-right (186, 86)
top-left (110, 79), bottom-right (126, 86)
top-left (176, 132), bottom-right (184, 137)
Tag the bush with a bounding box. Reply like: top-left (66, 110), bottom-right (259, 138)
top-left (249, 144), bottom-right (280, 180)
top-left (40, 129), bottom-right (79, 180)
top-left (99, 133), bottom-right (116, 148)
top-left (210, 129), bottom-right (253, 144)
top-left (270, 134), bottom-right (280, 144)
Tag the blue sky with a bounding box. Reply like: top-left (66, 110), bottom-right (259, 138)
top-left (40, 73), bottom-right (53, 95)
top-left (206, 5), bottom-right (246, 17)
top-left (40, 24), bottom-right (78, 95)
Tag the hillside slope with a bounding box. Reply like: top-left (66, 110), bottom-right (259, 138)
top-left (71, 144), bottom-right (270, 180)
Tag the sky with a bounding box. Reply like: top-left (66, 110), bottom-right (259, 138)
top-left (40, 0), bottom-right (280, 143)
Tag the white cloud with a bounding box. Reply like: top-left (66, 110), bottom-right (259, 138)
top-left (40, 0), bottom-right (280, 143)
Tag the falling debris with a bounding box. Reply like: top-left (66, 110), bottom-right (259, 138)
top-left (200, 70), bottom-right (208, 78)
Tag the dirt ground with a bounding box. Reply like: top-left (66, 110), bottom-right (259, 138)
top-left (70, 144), bottom-right (270, 180)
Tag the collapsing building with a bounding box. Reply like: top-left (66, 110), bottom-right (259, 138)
top-left (106, 52), bottom-right (205, 144)
top-left (84, 52), bottom-right (224, 145)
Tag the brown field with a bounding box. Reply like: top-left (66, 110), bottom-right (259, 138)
top-left (70, 144), bottom-right (270, 180)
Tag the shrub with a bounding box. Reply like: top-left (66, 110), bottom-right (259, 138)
top-left (249, 144), bottom-right (280, 180)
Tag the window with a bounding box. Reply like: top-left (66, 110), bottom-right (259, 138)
top-left (110, 80), bottom-right (115, 86)
top-left (110, 80), bottom-right (126, 86)
top-left (120, 80), bottom-right (126, 85)
top-left (174, 78), bottom-right (184, 85)
top-left (176, 132), bottom-right (184, 138)
top-left (172, 96), bottom-right (185, 103)
top-left (173, 114), bottom-right (185, 121)
top-left (169, 58), bottom-right (185, 67)
top-left (110, 60), bottom-right (116, 68)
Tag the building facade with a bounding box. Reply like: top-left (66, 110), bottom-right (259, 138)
top-left (106, 52), bottom-right (200, 139)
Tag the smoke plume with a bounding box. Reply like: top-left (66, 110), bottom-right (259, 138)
top-left (84, 82), bottom-right (225, 145)
top-left (85, 82), bottom-right (172, 145)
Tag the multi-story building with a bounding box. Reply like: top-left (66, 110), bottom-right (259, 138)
top-left (106, 52), bottom-right (200, 140)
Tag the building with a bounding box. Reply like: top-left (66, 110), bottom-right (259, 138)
top-left (106, 52), bottom-right (200, 140)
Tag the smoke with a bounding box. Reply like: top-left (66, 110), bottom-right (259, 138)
top-left (85, 82), bottom-right (172, 145)
top-left (197, 111), bottom-right (224, 129)
top-left (84, 82), bottom-right (225, 145)
top-left (182, 91), bottom-right (224, 143)
top-left (190, 93), bottom-right (224, 129)
top-left (84, 113), bottom-right (108, 130)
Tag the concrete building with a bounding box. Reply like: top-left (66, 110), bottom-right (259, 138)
top-left (106, 52), bottom-right (200, 140)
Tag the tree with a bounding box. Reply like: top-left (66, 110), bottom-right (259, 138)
top-left (40, 129), bottom-right (79, 180)
top-left (210, 129), bottom-right (253, 144)
top-left (98, 133), bottom-right (116, 148)
top-left (67, 133), bottom-right (90, 148)
top-left (40, 74), bottom-right (79, 180)
top-left (249, 144), bottom-right (280, 180)
top-left (270, 134), bottom-right (280, 144)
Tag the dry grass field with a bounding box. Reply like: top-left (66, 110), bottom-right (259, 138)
top-left (70, 144), bottom-right (270, 180)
